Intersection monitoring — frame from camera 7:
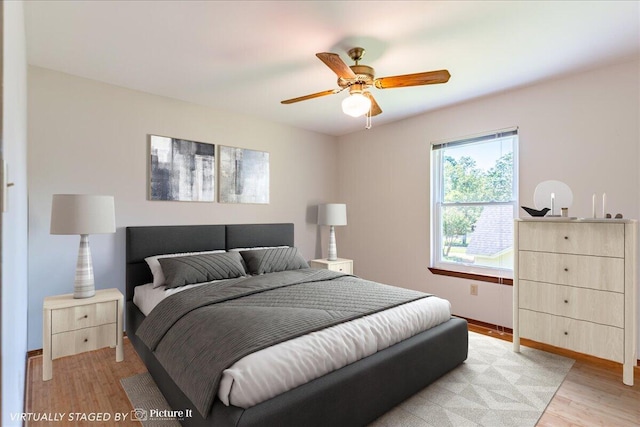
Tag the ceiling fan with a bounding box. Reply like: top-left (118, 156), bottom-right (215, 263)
top-left (281, 47), bottom-right (451, 121)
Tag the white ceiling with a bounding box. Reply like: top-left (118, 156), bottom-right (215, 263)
top-left (24, 1), bottom-right (640, 137)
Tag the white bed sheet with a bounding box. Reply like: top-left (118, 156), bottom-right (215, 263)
top-left (133, 281), bottom-right (212, 316)
top-left (133, 280), bottom-right (452, 409)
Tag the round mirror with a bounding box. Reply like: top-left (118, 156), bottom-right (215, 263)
top-left (533, 180), bottom-right (573, 215)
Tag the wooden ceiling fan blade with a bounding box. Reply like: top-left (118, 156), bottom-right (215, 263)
top-left (374, 69), bottom-right (451, 89)
top-left (316, 52), bottom-right (357, 80)
top-left (281, 89), bottom-right (338, 104)
top-left (364, 92), bottom-right (382, 116)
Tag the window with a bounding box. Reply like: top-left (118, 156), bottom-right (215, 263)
top-left (431, 128), bottom-right (518, 280)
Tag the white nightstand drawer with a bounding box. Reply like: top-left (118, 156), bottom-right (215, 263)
top-left (327, 261), bottom-right (352, 274)
top-left (51, 300), bottom-right (117, 334)
top-left (519, 309), bottom-right (623, 362)
top-left (51, 323), bottom-right (117, 359)
top-left (519, 280), bottom-right (624, 328)
top-left (518, 222), bottom-right (624, 257)
top-left (309, 258), bottom-right (353, 275)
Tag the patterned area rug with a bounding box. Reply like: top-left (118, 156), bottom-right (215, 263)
top-left (121, 332), bottom-right (574, 427)
top-left (120, 373), bottom-right (181, 427)
top-left (370, 332), bottom-right (574, 427)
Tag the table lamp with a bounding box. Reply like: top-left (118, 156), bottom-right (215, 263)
top-left (50, 194), bottom-right (116, 298)
top-left (317, 203), bottom-right (347, 261)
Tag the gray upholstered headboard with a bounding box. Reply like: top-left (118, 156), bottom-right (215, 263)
top-left (125, 223), bottom-right (294, 301)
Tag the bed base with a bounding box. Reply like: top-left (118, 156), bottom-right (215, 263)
top-left (128, 302), bottom-right (467, 427)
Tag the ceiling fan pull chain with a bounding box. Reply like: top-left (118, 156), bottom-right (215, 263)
top-left (365, 110), bottom-right (372, 130)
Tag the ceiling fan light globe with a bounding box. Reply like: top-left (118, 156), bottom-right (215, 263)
top-left (342, 93), bottom-right (371, 117)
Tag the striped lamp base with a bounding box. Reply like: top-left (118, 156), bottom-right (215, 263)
top-left (327, 225), bottom-right (338, 261)
top-left (74, 234), bottom-right (96, 299)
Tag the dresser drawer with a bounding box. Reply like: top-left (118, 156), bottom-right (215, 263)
top-left (518, 222), bottom-right (624, 257)
top-left (519, 280), bottom-right (624, 327)
top-left (518, 251), bottom-right (624, 292)
top-left (51, 323), bottom-right (117, 359)
top-left (519, 310), bottom-right (623, 362)
top-left (51, 301), bottom-right (117, 334)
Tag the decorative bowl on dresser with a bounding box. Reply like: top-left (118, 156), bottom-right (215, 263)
top-left (513, 218), bottom-right (637, 385)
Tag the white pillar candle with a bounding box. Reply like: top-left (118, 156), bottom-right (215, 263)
top-left (551, 193), bottom-right (555, 216)
top-left (602, 193), bottom-right (607, 218)
top-left (592, 193), bottom-right (596, 218)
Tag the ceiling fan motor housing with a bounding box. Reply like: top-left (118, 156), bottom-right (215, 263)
top-left (338, 64), bottom-right (375, 88)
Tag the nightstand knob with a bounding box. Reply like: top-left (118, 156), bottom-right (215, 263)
top-left (83, 315), bottom-right (88, 319)
top-left (564, 331), bottom-right (568, 335)
top-left (84, 338), bottom-right (88, 342)
top-left (564, 299), bottom-right (569, 304)
top-left (564, 268), bottom-right (568, 272)
top-left (564, 236), bottom-right (569, 240)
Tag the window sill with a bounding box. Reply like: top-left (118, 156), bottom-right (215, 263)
top-left (428, 267), bottom-right (513, 286)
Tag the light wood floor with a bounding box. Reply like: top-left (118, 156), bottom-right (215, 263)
top-left (25, 338), bottom-right (146, 426)
top-left (25, 332), bottom-right (640, 426)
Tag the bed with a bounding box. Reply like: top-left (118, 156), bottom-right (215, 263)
top-left (126, 223), bottom-right (468, 427)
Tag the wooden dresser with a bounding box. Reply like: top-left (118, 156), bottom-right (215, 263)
top-left (513, 218), bottom-right (637, 385)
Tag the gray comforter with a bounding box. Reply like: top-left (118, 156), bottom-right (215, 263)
top-left (137, 268), bottom-right (431, 417)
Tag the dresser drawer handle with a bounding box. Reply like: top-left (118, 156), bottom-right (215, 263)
top-left (84, 338), bottom-right (88, 342)
top-left (564, 331), bottom-right (568, 335)
top-left (564, 299), bottom-right (569, 304)
top-left (564, 236), bottom-right (569, 240)
top-left (83, 315), bottom-right (88, 319)
top-left (563, 268), bottom-right (568, 272)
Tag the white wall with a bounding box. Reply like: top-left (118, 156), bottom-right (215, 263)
top-left (337, 60), bottom-right (640, 335)
top-left (2, 1), bottom-right (29, 425)
top-left (27, 66), bottom-right (338, 350)
top-left (25, 58), bottom-right (640, 354)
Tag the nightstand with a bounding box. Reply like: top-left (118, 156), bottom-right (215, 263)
top-left (309, 258), bottom-right (353, 274)
top-left (43, 288), bottom-right (124, 381)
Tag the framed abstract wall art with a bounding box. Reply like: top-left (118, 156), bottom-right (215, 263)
top-left (218, 146), bottom-right (269, 204)
top-left (149, 135), bottom-right (215, 202)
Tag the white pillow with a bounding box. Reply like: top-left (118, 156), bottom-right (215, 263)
top-left (145, 250), bottom-right (225, 288)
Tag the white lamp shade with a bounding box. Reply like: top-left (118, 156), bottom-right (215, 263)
top-left (318, 203), bottom-right (347, 226)
top-left (341, 93), bottom-right (371, 117)
top-left (50, 194), bottom-right (116, 235)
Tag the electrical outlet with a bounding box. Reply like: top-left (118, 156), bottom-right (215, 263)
top-left (470, 284), bottom-right (478, 296)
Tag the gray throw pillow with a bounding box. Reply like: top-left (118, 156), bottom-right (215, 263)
top-left (240, 247), bottom-right (309, 275)
top-left (159, 251), bottom-right (247, 288)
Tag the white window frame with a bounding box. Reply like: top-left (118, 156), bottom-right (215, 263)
top-left (430, 128), bottom-right (519, 279)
